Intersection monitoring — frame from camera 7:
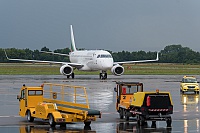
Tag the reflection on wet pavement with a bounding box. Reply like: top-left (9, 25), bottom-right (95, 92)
top-left (0, 75), bottom-right (200, 132)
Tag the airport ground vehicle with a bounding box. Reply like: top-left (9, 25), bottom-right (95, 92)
top-left (180, 76), bottom-right (199, 94)
top-left (17, 83), bottom-right (101, 127)
top-left (114, 81), bottom-right (173, 127)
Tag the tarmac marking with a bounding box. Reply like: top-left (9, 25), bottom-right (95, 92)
top-left (0, 116), bottom-right (20, 118)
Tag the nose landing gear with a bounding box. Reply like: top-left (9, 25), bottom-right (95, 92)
top-left (99, 71), bottom-right (107, 79)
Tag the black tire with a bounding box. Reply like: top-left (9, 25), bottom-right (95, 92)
top-left (166, 117), bottom-right (172, 127)
top-left (67, 75), bottom-right (70, 78)
top-left (139, 116), bottom-right (145, 126)
top-left (71, 73), bottom-right (75, 79)
top-left (84, 121), bottom-right (91, 126)
top-left (119, 108), bottom-right (124, 119)
top-left (84, 125), bottom-right (91, 130)
top-left (136, 115), bottom-right (140, 125)
top-left (27, 110), bottom-right (34, 122)
top-left (125, 110), bottom-right (129, 121)
top-left (60, 124), bottom-right (66, 129)
top-left (49, 114), bottom-right (56, 127)
top-left (151, 121), bottom-right (156, 128)
top-left (104, 73), bottom-right (107, 79)
top-left (99, 73), bottom-right (102, 79)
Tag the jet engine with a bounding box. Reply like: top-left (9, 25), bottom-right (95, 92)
top-left (60, 64), bottom-right (73, 76)
top-left (111, 64), bottom-right (124, 76)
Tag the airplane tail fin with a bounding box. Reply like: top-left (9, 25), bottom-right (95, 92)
top-left (70, 25), bottom-right (77, 52)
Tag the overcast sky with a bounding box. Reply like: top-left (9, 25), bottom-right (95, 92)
top-left (1, 0), bottom-right (200, 52)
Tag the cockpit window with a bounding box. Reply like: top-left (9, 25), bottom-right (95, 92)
top-left (97, 54), bottom-right (112, 58)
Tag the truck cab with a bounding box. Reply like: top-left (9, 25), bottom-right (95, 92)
top-left (114, 82), bottom-right (143, 120)
top-left (17, 84), bottom-right (44, 118)
top-left (180, 76), bottom-right (199, 94)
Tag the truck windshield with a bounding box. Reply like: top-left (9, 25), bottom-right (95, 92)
top-left (28, 90), bottom-right (43, 95)
top-left (123, 85), bottom-right (138, 94)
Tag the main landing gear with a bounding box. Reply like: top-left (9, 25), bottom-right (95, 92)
top-left (99, 71), bottom-right (107, 79)
top-left (67, 73), bottom-right (75, 79)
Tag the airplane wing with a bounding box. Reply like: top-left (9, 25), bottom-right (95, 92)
top-left (40, 51), bottom-right (69, 56)
top-left (114, 52), bottom-right (159, 65)
top-left (4, 50), bottom-right (83, 68)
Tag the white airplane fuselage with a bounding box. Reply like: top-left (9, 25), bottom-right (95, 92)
top-left (69, 50), bottom-right (113, 71)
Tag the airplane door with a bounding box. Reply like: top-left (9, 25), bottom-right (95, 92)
top-left (18, 89), bottom-right (27, 117)
top-left (93, 53), bottom-right (98, 69)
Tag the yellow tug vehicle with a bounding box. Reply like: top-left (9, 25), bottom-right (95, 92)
top-left (114, 81), bottom-right (173, 127)
top-left (17, 83), bottom-right (101, 127)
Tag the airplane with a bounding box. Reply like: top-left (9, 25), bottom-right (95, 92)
top-left (4, 25), bottom-right (159, 79)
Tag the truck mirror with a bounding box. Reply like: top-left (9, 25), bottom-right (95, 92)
top-left (114, 87), bottom-right (117, 92)
top-left (17, 95), bottom-right (21, 101)
top-left (17, 95), bottom-right (20, 100)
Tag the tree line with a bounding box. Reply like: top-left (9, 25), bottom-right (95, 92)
top-left (0, 44), bottom-right (200, 64)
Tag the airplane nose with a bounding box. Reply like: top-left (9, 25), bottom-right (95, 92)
top-left (102, 60), bottom-right (113, 70)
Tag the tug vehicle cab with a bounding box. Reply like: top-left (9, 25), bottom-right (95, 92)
top-left (114, 81), bottom-right (173, 127)
top-left (114, 82), bottom-right (143, 120)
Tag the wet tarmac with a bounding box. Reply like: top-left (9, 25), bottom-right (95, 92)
top-left (0, 75), bottom-right (200, 133)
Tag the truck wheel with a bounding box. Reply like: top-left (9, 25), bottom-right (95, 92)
top-left (151, 121), bottom-right (156, 128)
top-left (49, 114), bottom-right (56, 127)
top-left (119, 108), bottom-right (123, 119)
top-left (166, 117), bottom-right (172, 127)
top-left (139, 116), bottom-right (145, 126)
top-left (125, 110), bottom-right (129, 121)
top-left (27, 110), bottom-right (34, 122)
top-left (84, 121), bottom-right (91, 126)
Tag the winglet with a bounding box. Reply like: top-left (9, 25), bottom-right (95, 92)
top-left (156, 52), bottom-right (159, 61)
top-left (70, 25), bottom-right (77, 52)
top-left (4, 50), bottom-right (10, 60)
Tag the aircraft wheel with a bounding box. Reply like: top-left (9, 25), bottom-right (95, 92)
top-left (99, 73), bottom-right (102, 79)
top-left (104, 73), bottom-right (107, 79)
top-left (67, 75), bottom-right (70, 78)
top-left (27, 110), bottom-right (34, 122)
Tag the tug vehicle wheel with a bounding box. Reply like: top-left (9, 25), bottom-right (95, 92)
top-left (137, 115), bottom-right (145, 126)
top-left (166, 117), bottom-right (172, 127)
top-left (119, 108), bottom-right (123, 119)
top-left (84, 121), bottom-right (91, 126)
top-left (125, 110), bottom-right (129, 121)
top-left (48, 114), bottom-right (56, 127)
top-left (27, 110), bottom-right (34, 122)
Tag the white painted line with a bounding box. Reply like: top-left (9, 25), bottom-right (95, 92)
top-left (0, 116), bottom-right (10, 118)
top-left (0, 115), bottom-right (20, 118)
